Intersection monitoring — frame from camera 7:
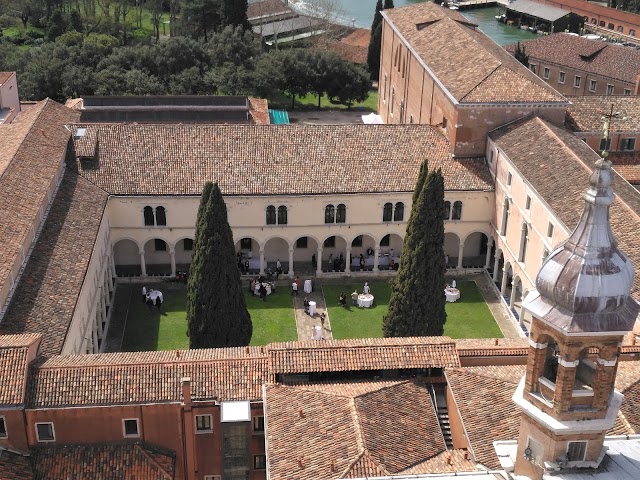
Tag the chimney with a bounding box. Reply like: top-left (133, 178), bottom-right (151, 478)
top-left (495, 338), bottom-right (499, 346)
top-left (299, 408), bottom-right (304, 418)
top-left (464, 451), bottom-right (469, 460)
top-left (246, 346), bottom-right (250, 354)
top-left (447, 454), bottom-right (453, 465)
top-left (298, 457), bottom-right (304, 468)
top-left (182, 377), bottom-right (192, 406)
top-left (330, 460), bottom-right (335, 472)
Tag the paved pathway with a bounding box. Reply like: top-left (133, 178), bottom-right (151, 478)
top-left (291, 282), bottom-right (333, 341)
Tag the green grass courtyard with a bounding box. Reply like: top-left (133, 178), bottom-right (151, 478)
top-left (120, 279), bottom-right (502, 351)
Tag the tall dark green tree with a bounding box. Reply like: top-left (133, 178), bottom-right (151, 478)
top-left (367, 0), bottom-right (383, 80)
top-left (514, 42), bottom-right (529, 68)
top-left (383, 164), bottom-right (447, 338)
top-left (187, 182), bottom-right (252, 348)
top-left (223, 0), bottom-right (249, 29)
top-left (383, 0), bottom-right (394, 8)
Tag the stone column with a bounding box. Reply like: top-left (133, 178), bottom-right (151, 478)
top-left (345, 246), bottom-right (351, 273)
top-left (139, 250), bottom-right (147, 277)
top-left (96, 307), bottom-right (104, 339)
top-left (373, 246), bottom-right (380, 272)
top-left (457, 242), bottom-right (464, 269)
top-left (259, 248), bottom-right (265, 276)
top-left (288, 248), bottom-right (294, 276)
top-left (104, 271), bottom-right (111, 307)
top-left (485, 237), bottom-right (494, 269)
top-left (170, 247), bottom-right (177, 277)
top-left (111, 253), bottom-right (117, 278)
top-left (100, 288), bottom-right (107, 325)
top-left (492, 252), bottom-right (501, 282)
top-left (519, 302), bottom-right (526, 326)
top-left (510, 281), bottom-right (518, 307)
top-left (500, 268), bottom-right (509, 296)
top-left (316, 247), bottom-right (323, 276)
top-left (92, 321), bottom-right (99, 353)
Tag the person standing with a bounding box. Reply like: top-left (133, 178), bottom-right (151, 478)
top-left (155, 291), bottom-right (163, 311)
top-left (295, 276), bottom-right (301, 292)
top-left (259, 283), bottom-right (267, 301)
top-left (142, 286), bottom-right (147, 303)
top-left (291, 280), bottom-right (298, 296)
top-left (351, 290), bottom-right (359, 306)
top-left (320, 312), bottom-right (326, 329)
top-left (363, 282), bottom-right (370, 294)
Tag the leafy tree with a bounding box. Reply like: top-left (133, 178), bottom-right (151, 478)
top-left (187, 183), bottom-right (252, 348)
top-left (383, 164), bottom-right (447, 338)
top-left (326, 60), bottom-right (370, 108)
top-left (251, 52), bottom-right (287, 98)
top-left (222, 0), bottom-right (249, 29)
top-left (514, 41), bottom-right (529, 68)
top-left (206, 25), bottom-right (260, 69)
top-left (182, 0), bottom-right (222, 41)
top-left (47, 10), bottom-right (67, 41)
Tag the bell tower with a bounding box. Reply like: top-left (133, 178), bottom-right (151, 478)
top-left (512, 159), bottom-right (639, 479)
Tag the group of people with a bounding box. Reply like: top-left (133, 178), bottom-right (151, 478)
top-left (327, 253), bottom-right (346, 272)
top-left (250, 276), bottom-right (275, 301)
top-left (142, 286), bottom-right (163, 312)
top-left (339, 282), bottom-right (372, 308)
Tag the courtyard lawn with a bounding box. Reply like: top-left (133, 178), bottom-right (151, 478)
top-left (121, 286), bottom-right (297, 351)
top-left (323, 280), bottom-right (503, 339)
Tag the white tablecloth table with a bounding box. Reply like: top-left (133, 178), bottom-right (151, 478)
top-left (304, 279), bottom-right (312, 293)
top-left (308, 301), bottom-right (316, 316)
top-left (254, 283), bottom-right (272, 296)
top-left (312, 325), bottom-right (323, 340)
top-left (357, 294), bottom-right (374, 308)
top-left (445, 288), bottom-right (460, 302)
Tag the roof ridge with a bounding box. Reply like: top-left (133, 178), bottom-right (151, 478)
top-left (134, 444), bottom-right (173, 480)
top-left (459, 64), bottom-right (502, 102)
top-left (351, 397), bottom-right (367, 453)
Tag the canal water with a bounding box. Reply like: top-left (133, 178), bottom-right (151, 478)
top-left (292, 0), bottom-right (537, 45)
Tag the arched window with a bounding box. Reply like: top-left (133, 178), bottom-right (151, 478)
top-left (143, 206), bottom-right (155, 226)
top-left (383, 203), bottom-right (393, 222)
top-left (266, 205), bottom-right (276, 225)
top-left (277, 205), bottom-right (288, 225)
top-left (394, 202), bottom-right (404, 221)
top-left (575, 347), bottom-right (596, 390)
top-left (519, 224), bottom-right (529, 262)
top-left (155, 206), bottom-right (167, 226)
top-left (325, 204), bottom-right (335, 224)
top-left (336, 204), bottom-right (346, 223)
top-left (443, 201), bottom-right (451, 220)
top-left (452, 201), bottom-right (462, 220)
top-left (543, 340), bottom-right (559, 383)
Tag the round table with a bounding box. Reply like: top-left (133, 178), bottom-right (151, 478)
top-left (254, 283), bottom-right (272, 296)
top-left (357, 294), bottom-right (374, 308)
top-left (304, 279), bottom-right (313, 293)
top-left (308, 301), bottom-right (316, 316)
top-left (445, 288), bottom-right (460, 303)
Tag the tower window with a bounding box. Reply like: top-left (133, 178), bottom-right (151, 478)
top-left (144, 206), bottom-right (155, 226)
top-left (543, 341), bottom-right (559, 383)
top-left (444, 201), bottom-right (451, 220)
top-left (567, 441), bottom-right (587, 462)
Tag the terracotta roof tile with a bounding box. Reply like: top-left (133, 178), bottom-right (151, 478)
top-left (383, 3), bottom-right (565, 104)
top-left (68, 124), bottom-right (493, 196)
top-left (455, 338), bottom-right (529, 357)
top-left (0, 333), bottom-right (41, 348)
top-left (615, 361), bottom-right (640, 432)
top-left (28, 348), bottom-right (268, 407)
top-left (264, 380), bottom-right (447, 480)
top-left (247, 0), bottom-right (293, 20)
top-left (608, 152), bottom-right (640, 184)
top-left (0, 347), bottom-right (29, 405)
top-left (566, 96), bottom-right (640, 133)
top-left (0, 449), bottom-right (32, 479)
top-left (248, 97), bottom-right (270, 124)
top-left (489, 116), bottom-right (640, 301)
top-left (0, 100), bottom-right (80, 303)
top-left (268, 337), bottom-right (460, 374)
top-left (507, 33), bottom-right (640, 85)
top-left (31, 443), bottom-right (175, 480)
top-left (0, 172), bottom-right (108, 356)
top-left (399, 449), bottom-right (477, 474)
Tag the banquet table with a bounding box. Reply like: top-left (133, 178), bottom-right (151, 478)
top-left (357, 294), bottom-right (374, 308)
top-left (308, 301), bottom-right (317, 316)
top-left (304, 279), bottom-right (313, 293)
top-left (445, 288), bottom-right (460, 303)
top-left (254, 282), bottom-right (272, 296)
top-left (312, 325), bottom-right (323, 341)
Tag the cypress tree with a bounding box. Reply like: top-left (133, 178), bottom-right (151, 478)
top-left (367, 23), bottom-right (382, 81)
top-left (383, 166), bottom-right (447, 337)
top-left (383, 0), bottom-right (394, 9)
top-left (187, 182), bottom-right (252, 348)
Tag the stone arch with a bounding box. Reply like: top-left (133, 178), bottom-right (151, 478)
top-left (173, 236), bottom-right (195, 271)
top-left (461, 231), bottom-right (490, 268)
top-left (444, 232), bottom-right (460, 268)
top-left (113, 238), bottom-right (142, 277)
top-left (143, 238), bottom-right (172, 276)
top-left (349, 233), bottom-right (376, 272)
top-left (493, 248), bottom-right (505, 286)
top-left (292, 234), bottom-right (319, 275)
top-left (263, 236), bottom-right (291, 271)
top-left (322, 233), bottom-right (348, 272)
top-left (502, 261), bottom-right (513, 299)
top-left (235, 236), bottom-right (262, 274)
top-left (379, 233), bottom-right (403, 270)
top-left (510, 275), bottom-right (523, 311)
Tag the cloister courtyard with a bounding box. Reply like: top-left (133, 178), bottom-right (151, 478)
top-left (104, 275), bottom-right (513, 352)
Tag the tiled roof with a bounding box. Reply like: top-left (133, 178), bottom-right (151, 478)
top-left (264, 380), bottom-right (448, 480)
top-left (67, 124), bottom-right (493, 196)
top-left (608, 152), bottom-right (640, 185)
top-left (27, 347), bottom-right (268, 407)
top-left (0, 449), bottom-right (32, 479)
top-left (455, 338), bottom-right (529, 356)
top-left (489, 116), bottom-right (640, 301)
top-left (341, 29), bottom-right (371, 49)
top-left (0, 172), bottom-right (108, 356)
top-left (0, 335), bottom-right (40, 406)
top-left (399, 449), bottom-right (477, 475)
top-left (506, 33), bottom-right (640, 85)
top-left (0, 100), bottom-right (80, 305)
top-left (31, 443), bottom-right (175, 480)
top-left (268, 337), bottom-right (460, 374)
top-left (0, 333), bottom-right (41, 348)
top-left (247, 0), bottom-right (293, 20)
top-left (0, 72), bottom-right (13, 86)
top-left (316, 38), bottom-right (368, 64)
top-left (383, 3), bottom-right (566, 104)
top-left (615, 361), bottom-right (640, 433)
top-left (566, 96), bottom-right (640, 133)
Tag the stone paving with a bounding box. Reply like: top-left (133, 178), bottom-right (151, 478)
top-left (290, 280), bottom-right (333, 341)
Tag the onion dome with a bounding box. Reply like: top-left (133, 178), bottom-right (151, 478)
top-left (523, 159), bottom-right (638, 333)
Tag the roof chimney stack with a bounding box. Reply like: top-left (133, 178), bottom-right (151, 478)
top-left (182, 377), bottom-right (192, 406)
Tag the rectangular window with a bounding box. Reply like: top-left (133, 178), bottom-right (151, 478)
top-left (488, 149), bottom-right (495, 165)
top-left (36, 423), bottom-right (55, 442)
top-left (547, 223), bottom-right (554, 238)
top-left (154, 239), bottom-right (167, 251)
top-left (223, 423), bottom-right (250, 480)
top-left (618, 25), bottom-right (624, 32)
top-left (525, 196), bottom-right (531, 210)
top-left (183, 238), bottom-right (194, 251)
top-left (607, 84), bottom-right (614, 95)
top-left (625, 88), bottom-right (632, 95)
top-left (507, 172), bottom-right (513, 186)
top-left (253, 416), bottom-right (265, 433)
top-left (543, 67), bottom-right (550, 79)
top-left (589, 79), bottom-right (597, 92)
top-left (559, 72), bottom-right (565, 84)
top-left (591, 18), bottom-right (597, 24)
top-left (204, 476), bottom-right (222, 480)
top-left (383, 74), bottom-right (387, 102)
top-left (123, 418), bottom-right (140, 437)
top-left (296, 237), bottom-right (308, 249)
top-left (567, 441), bottom-right (587, 462)
top-left (574, 75), bottom-right (581, 88)
top-left (621, 138), bottom-right (636, 151)
top-left (254, 454), bottom-right (267, 470)
top-left (442, 117), bottom-right (448, 128)
top-left (599, 138), bottom-right (612, 151)
top-left (0, 417), bottom-right (6, 438)
top-left (323, 236), bottom-right (335, 248)
top-left (196, 415), bottom-right (213, 433)
top-left (530, 64), bottom-right (537, 74)
top-left (630, 29), bottom-right (636, 36)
